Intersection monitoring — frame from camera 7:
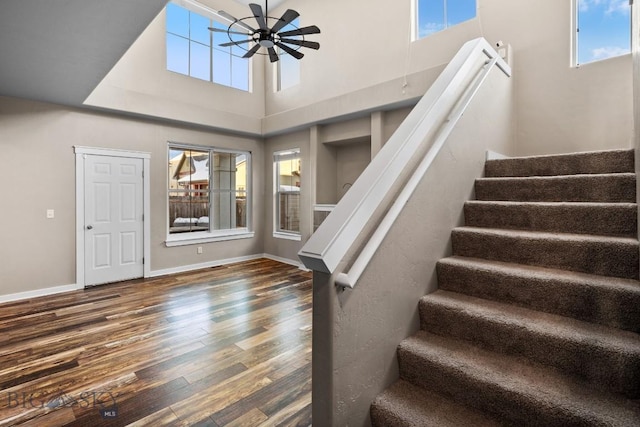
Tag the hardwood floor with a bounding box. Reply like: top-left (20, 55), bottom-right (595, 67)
top-left (0, 259), bottom-right (312, 426)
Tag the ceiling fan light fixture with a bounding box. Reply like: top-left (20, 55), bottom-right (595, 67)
top-left (211, 1), bottom-right (320, 63)
top-left (259, 39), bottom-right (275, 48)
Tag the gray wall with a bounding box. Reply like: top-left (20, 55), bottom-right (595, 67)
top-left (0, 96), bottom-right (264, 296)
top-left (262, 108), bottom-right (415, 262)
top-left (85, 0), bottom-right (265, 134)
top-left (265, 0), bottom-right (633, 155)
top-left (89, 0), bottom-right (633, 156)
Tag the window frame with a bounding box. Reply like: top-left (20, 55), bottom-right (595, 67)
top-left (165, 1), bottom-right (251, 92)
top-left (166, 142), bottom-right (253, 247)
top-left (273, 149), bottom-right (302, 240)
top-left (274, 18), bottom-right (301, 92)
top-left (572, 0), bottom-right (632, 67)
top-left (413, 0), bottom-right (477, 41)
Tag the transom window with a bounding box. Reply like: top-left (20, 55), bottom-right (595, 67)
top-left (575, 0), bottom-right (631, 66)
top-left (168, 144), bottom-right (251, 243)
top-left (415, 0), bottom-right (477, 39)
top-left (166, 2), bottom-right (250, 91)
top-left (274, 149), bottom-right (301, 238)
top-left (276, 18), bottom-right (301, 91)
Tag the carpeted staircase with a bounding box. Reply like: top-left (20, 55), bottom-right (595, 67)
top-left (371, 149), bottom-right (640, 426)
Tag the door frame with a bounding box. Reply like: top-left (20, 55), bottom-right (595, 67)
top-left (74, 146), bottom-right (151, 288)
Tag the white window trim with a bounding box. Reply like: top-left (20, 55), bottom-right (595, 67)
top-left (166, 1), bottom-right (252, 92)
top-left (166, 142), bottom-right (253, 246)
top-left (273, 148), bottom-right (302, 239)
top-left (273, 231), bottom-right (302, 241)
top-left (571, 0), bottom-right (579, 67)
top-left (166, 230), bottom-right (255, 247)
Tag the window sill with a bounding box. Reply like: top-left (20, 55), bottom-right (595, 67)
top-left (165, 229), bottom-right (255, 247)
top-left (273, 231), bottom-right (302, 241)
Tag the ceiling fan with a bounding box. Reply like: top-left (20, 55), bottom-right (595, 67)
top-left (208, 1), bottom-right (320, 63)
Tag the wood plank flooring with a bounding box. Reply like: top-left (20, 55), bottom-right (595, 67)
top-left (0, 259), bottom-right (312, 426)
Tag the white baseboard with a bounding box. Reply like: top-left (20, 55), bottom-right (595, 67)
top-left (0, 283), bottom-right (81, 304)
top-left (0, 254), bottom-right (307, 304)
top-left (486, 150), bottom-right (509, 160)
top-left (149, 253), bottom-right (308, 278)
top-left (149, 254), bottom-right (264, 277)
top-left (261, 253), bottom-right (309, 271)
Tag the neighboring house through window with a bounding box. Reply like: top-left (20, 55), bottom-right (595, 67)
top-left (415, 0), bottom-right (477, 39)
top-left (274, 149), bottom-right (301, 239)
top-left (166, 2), bottom-right (250, 91)
top-left (167, 144), bottom-right (251, 245)
top-left (574, 0), bottom-right (631, 65)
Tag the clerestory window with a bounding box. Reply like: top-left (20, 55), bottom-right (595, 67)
top-left (415, 0), bottom-right (477, 39)
top-left (275, 18), bottom-right (301, 91)
top-left (166, 2), bottom-right (250, 91)
top-left (574, 0), bottom-right (632, 66)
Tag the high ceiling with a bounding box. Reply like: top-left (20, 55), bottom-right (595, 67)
top-left (0, 0), bottom-right (293, 107)
top-left (234, 0), bottom-right (286, 8)
top-left (0, 0), bottom-right (169, 106)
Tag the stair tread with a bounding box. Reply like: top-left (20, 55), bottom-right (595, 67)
top-left (477, 172), bottom-right (636, 181)
top-left (464, 201), bottom-right (638, 237)
top-left (371, 380), bottom-right (501, 427)
top-left (439, 255), bottom-right (640, 290)
top-left (421, 290), bottom-right (640, 353)
top-left (474, 173), bottom-right (636, 203)
top-left (400, 331), bottom-right (640, 425)
top-left (437, 256), bottom-right (640, 332)
top-left (484, 149), bottom-right (635, 177)
top-left (453, 226), bottom-right (639, 244)
top-left (465, 200), bottom-right (637, 208)
top-left (487, 148), bottom-right (633, 162)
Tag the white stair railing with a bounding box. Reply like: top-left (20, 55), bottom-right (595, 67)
top-left (298, 38), bottom-right (511, 288)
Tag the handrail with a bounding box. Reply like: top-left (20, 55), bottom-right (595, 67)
top-left (335, 56), bottom-right (499, 288)
top-left (298, 38), bottom-right (511, 287)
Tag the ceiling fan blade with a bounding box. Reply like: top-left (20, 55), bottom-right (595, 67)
top-left (218, 10), bottom-right (256, 33)
top-left (280, 38), bottom-right (320, 50)
top-left (270, 9), bottom-right (300, 34)
top-left (243, 43), bottom-right (262, 59)
top-left (277, 25), bottom-right (321, 37)
top-left (249, 3), bottom-right (268, 31)
top-left (219, 39), bottom-right (253, 47)
top-left (275, 42), bottom-right (304, 60)
top-left (208, 27), bottom-right (250, 36)
top-left (267, 47), bottom-right (280, 63)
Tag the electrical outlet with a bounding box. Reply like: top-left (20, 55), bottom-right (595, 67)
top-left (197, 246), bottom-right (203, 254)
top-left (46, 209), bottom-right (55, 219)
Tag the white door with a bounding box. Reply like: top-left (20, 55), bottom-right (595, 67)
top-left (84, 155), bottom-right (144, 286)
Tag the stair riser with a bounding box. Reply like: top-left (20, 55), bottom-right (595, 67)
top-left (484, 150), bottom-right (635, 177)
top-left (475, 175), bottom-right (636, 202)
top-left (452, 230), bottom-right (639, 279)
top-left (436, 261), bottom-right (640, 333)
top-left (370, 381), bottom-right (502, 427)
top-left (370, 408), bottom-right (406, 427)
top-left (398, 347), bottom-right (600, 426)
top-left (464, 203), bottom-right (637, 237)
top-left (419, 299), bottom-right (640, 397)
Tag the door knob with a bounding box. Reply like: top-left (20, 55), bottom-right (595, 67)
top-left (86, 225), bottom-right (93, 230)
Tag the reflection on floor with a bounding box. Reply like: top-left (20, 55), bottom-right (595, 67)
top-left (0, 258), bottom-right (312, 426)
